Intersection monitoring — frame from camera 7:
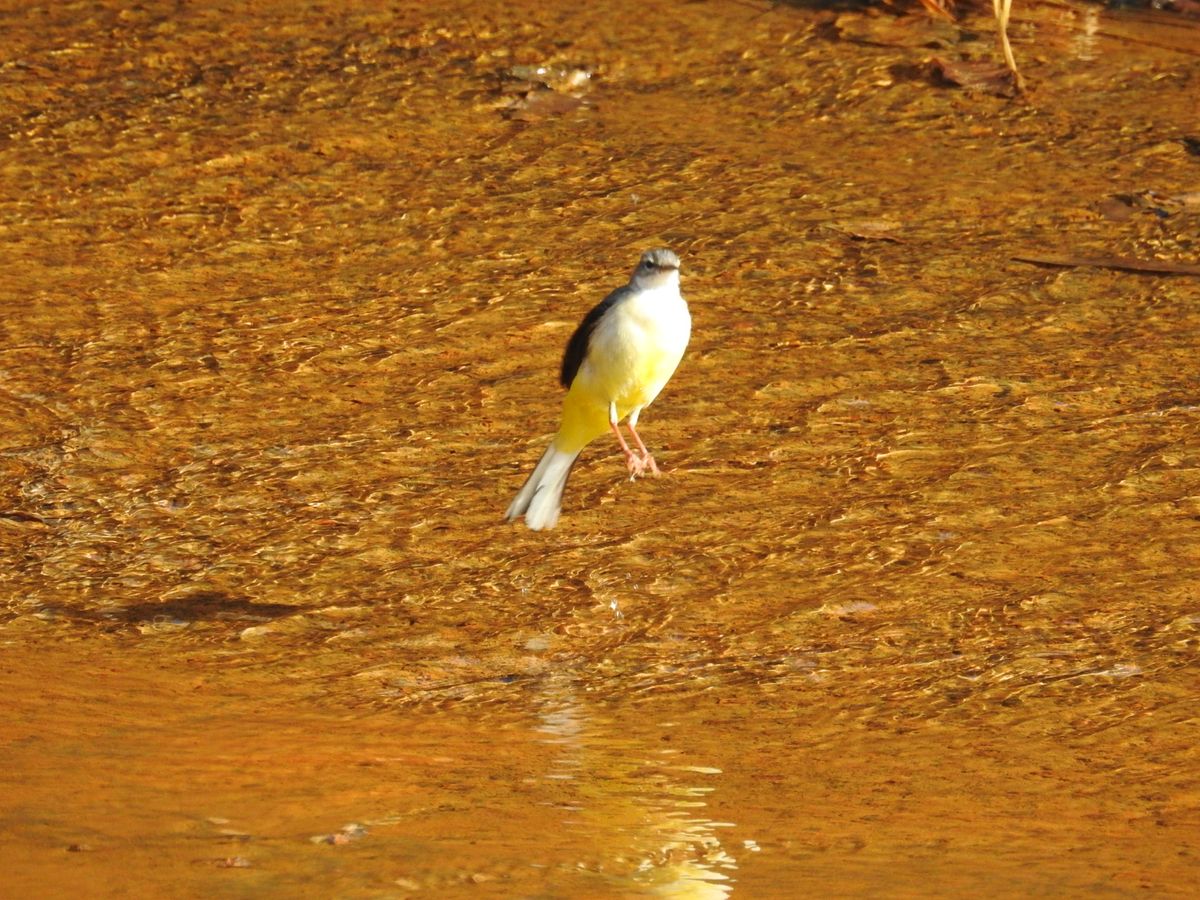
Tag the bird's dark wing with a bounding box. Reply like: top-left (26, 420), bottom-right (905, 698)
top-left (559, 285), bottom-right (630, 389)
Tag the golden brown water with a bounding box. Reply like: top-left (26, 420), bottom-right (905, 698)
top-left (2, 0), bottom-right (1199, 895)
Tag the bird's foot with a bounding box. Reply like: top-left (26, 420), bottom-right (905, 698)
top-left (624, 450), bottom-right (649, 480)
top-left (623, 451), bottom-right (659, 480)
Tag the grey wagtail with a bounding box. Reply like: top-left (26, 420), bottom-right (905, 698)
top-left (506, 248), bottom-right (691, 531)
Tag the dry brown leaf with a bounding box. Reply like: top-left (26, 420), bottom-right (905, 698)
top-left (826, 219), bottom-right (906, 243)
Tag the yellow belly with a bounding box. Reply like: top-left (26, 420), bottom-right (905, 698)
top-left (551, 280), bottom-right (690, 455)
top-left (553, 322), bottom-right (688, 453)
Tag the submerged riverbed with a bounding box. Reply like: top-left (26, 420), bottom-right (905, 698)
top-left (2, 0), bottom-right (1199, 895)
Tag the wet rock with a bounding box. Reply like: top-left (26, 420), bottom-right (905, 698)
top-left (311, 823), bottom-right (368, 845)
top-left (505, 64), bottom-right (592, 92)
top-left (496, 61), bottom-right (593, 120)
top-left (192, 856), bottom-right (252, 868)
top-left (929, 57), bottom-right (1018, 97)
top-left (504, 90), bottom-right (584, 122)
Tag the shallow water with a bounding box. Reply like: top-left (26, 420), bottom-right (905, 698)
top-left (2, 0), bottom-right (1199, 895)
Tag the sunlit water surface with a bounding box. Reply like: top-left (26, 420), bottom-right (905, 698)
top-left (2, 0), bottom-right (1199, 896)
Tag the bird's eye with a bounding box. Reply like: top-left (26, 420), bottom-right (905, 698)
top-left (642, 259), bottom-right (655, 269)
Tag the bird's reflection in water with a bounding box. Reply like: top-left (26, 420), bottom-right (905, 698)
top-left (534, 675), bottom-right (738, 897)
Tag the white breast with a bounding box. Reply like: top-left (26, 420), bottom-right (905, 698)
top-left (585, 281), bottom-right (691, 413)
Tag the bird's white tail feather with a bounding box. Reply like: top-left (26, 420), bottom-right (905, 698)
top-left (506, 444), bottom-right (579, 531)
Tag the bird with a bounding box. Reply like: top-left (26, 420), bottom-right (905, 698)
top-left (505, 248), bottom-right (691, 531)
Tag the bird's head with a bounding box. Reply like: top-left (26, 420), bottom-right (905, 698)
top-left (631, 248), bottom-right (681, 289)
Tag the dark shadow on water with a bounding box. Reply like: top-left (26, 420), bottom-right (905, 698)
top-left (30, 591), bottom-right (299, 630)
top-left (115, 591), bottom-right (300, 624)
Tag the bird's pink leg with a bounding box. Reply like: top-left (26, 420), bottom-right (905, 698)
top-left (608, 402), bottom-right (648, 478)
top-left (610, 420), bottom-right (648, 478)
top-left (625, 421), bottom-right (660, 475)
